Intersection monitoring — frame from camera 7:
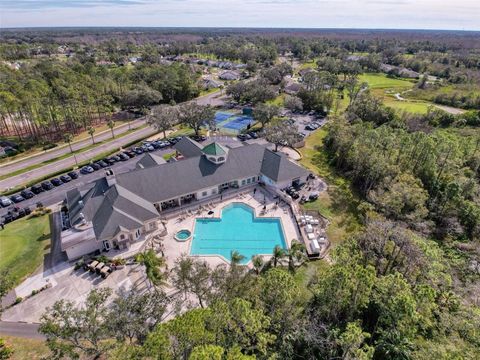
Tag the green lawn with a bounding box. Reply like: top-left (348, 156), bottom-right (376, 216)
top-left (382, 95), bottom-right (433, 114)
top-left (1, 336), bottom-right (50, 360)
top-left (0, 214), bottom-right (51, 286)
top-left (266, 94), bottom-right (285, 107)
top-left (359, 73), bottom-right (415, 89)
top-left (299, 128), bottom-right (362, 246)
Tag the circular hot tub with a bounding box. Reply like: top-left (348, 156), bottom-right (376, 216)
top-left (175, 229), bottom-right (192, 242)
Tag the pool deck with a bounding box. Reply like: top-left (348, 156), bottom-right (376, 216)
top-left (160, 187), bottom-right (302, 269)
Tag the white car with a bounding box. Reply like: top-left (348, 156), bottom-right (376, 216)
top-left (0, 196), bottom-right (13, 207)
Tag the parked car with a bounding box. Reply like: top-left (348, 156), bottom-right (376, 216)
top-left (10, 194), bottom-right (25, 203)
top-left (41, 181), bottom-right (54, 190)
top-left (248, 132), bottom-right (258, 139)
top-left (111, 155), bottom-right (122, 162)
top-left (0, 196), bottom-right (13, 207)
top-left (237, 134), bottom-right (248, 141)
top-left (60, 175), bottom-right (72, 183)
top-left (123, 150), bottom-right (136, 158)
top-left (20, 189), bottom-right (35, 199)
top-left (305, 124), bottom-right (316, 131)
top-left (80, 166), bottom-right (94, 174)
top-left (30, 184), bottom-right (44, 194)
top-left (132, 147), bottom-right (144, 155)
top-left (51, 178), bottom-right (63, 186)
top-left (309, 192), bottom-right (319, 201)
top-left (190, 135), bottom-right (207, 142)
top-left (96, 160), bottom-right (109, 168)
top-left (90, 163), bottom-right (101, 171)
top-left (68, 171), bottom-right (79, 179)
top-left (118, 153), bottom-right (129, 161)
top-left (104, 157), bottom-right (116, 165)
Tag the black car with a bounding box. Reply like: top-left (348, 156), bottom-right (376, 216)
top-left (90, 163), bottom-right (101, 171)
top-left (51, 178), bottom-right (63, 186)
top-left (111, 155), bottom-right (121, 162)
top-left (60, 175), bottom-right (72, 183)
top-left (123, 150), bottom-right (136, 158)
top-left (118, 153), bottom-right (129, 161)
top-left (96, 160), bottom-right (109, 168)
top-left (20, 189), bottom-right (35, 199)
top-left (237, 134), bottom-right (248, 141)
top-left (68, 171), bottom-right (79, 179)
top-left (10, 194), bottom-right (25, 203)
top-left (41, 181), bottom-right (54, 190)
top-left (31, 184), bottom-right (44, 194)
top-left (248, 132), bottom-right (258, 139)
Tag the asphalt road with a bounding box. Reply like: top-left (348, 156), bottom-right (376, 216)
top-left (0, 125), bottom-right (158, 192)
top-left (0, 321), bottom-right (44, 340)
top-left (0, 118), bottom-right (146, 177)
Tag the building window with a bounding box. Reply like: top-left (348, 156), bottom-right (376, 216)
top-left (218, 157), bottom-right (225, 162)
top-left (251, 177), bottom-right (256, 182)
top-left (202, 191), bottom-right (208, 196)
top-left (119, 234), bottom-right (125, 240)
top-left (212, 188), bottom-right (217, 194)
top-left (150, 222), bottom-right (155, 229)
top-left (247, 178), bottom-right (251, 184)
top-left (103, 240), bottom-right (111, 251)
top-left (242, 180), bottom-right (246, 185)
top-left (209, 157), bottom-right (216, 162)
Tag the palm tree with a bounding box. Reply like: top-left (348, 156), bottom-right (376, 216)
top-left (287, 240), bottom-right (306, 273)
top-left (230, 250), bottom-right (245, 266)
top-left (135, 249), bottom-right (166, 289)
top-left (252, 255), bottom-right (264, 275)
top-left (64, 133), bottom-right (74, 153)
top-left (272, 245), bottom-right (286, 268)
top-left (87, 126), bottom-right (96, 144)
top-left (107, 119), bottom-right (115, 139)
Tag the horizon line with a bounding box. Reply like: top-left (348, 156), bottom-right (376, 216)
top-left (1, 26), bottom-right (479, 33)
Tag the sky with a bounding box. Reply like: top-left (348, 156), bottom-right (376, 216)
top-left (0, 0), bottom-right (479, 31)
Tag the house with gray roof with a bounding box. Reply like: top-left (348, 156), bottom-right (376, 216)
top-left (61, 142), bottom-right (309, 260)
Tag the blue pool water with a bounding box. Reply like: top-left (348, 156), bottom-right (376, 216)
top-left (190, 203), bottom-right (287, 264)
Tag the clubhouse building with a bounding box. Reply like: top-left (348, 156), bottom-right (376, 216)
top-left (61, 139), bottom-right (310, 260)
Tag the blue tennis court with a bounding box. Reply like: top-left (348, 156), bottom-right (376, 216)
top-left (223, 115), bottom-right (253, 130)
top-left (214, 111), bottom-right (233, 123)
top-left (213, 111), bottom-right (254, 133)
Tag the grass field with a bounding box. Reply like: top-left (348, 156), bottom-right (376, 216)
top-left (299, 128), bottom-right (362, 246)
top-left (359, 73), bottom-right (415, 89)
top-left (1, 336), bottom-right (49, 360)
top-left (0, 214), bottom-right (51, 285)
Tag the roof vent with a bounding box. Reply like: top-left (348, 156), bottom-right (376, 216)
top-left (78, 200), bottom-right (84, 208)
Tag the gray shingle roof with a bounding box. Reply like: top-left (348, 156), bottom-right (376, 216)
top-left (174, 137), bottom-right (203, 158)
top-left (261, 149), bottom-right (309, 183)
top-left (136, 153), bottom-right (166, 169)
top-left (67, 179), bottom-right (158, 241)
top-left (117, 144), bottom-right (266, 203)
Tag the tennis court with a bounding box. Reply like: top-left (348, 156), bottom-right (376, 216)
top-left (214, 111), bottom-right (254, 133)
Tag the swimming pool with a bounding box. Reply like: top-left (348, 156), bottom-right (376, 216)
top-left (190, 203), bottom-right (287, 264)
